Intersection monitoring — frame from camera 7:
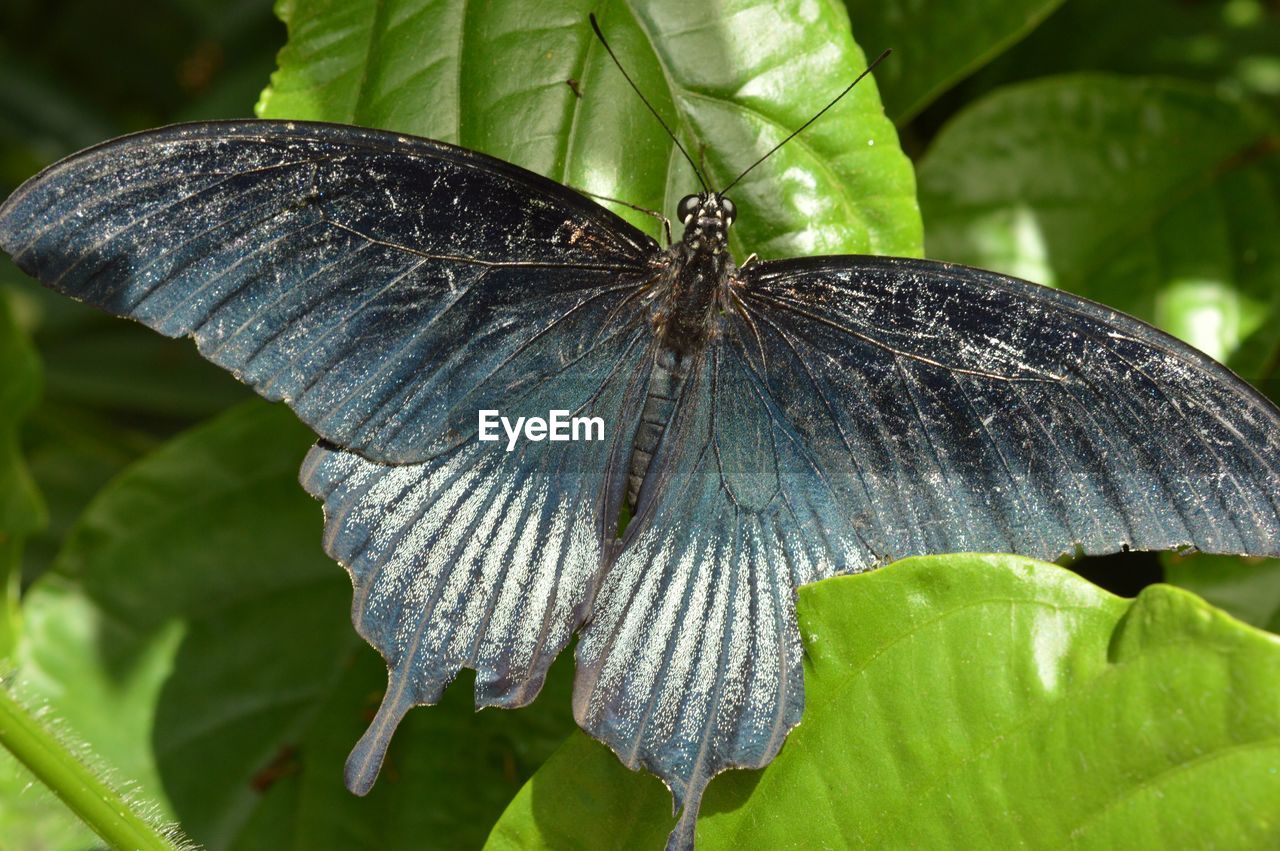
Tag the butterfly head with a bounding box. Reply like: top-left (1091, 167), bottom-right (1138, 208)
top-left (676, 193), bottom-right (736, 249)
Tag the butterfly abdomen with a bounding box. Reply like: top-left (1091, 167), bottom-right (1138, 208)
top-left (625, 347), bottom-right (689, 511)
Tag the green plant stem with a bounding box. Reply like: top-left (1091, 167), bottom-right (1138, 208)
top-left (0, 537), bottom-right (20, 660)
top-left (0, 682), bottom-right (178, 851)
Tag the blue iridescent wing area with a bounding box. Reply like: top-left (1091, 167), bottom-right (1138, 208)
top-left (301, 308), bottom-right (654, 793)
top-left (578, 254), bottom-right (1280, 849)
top-left (0, 120), bottom-right (659, 463)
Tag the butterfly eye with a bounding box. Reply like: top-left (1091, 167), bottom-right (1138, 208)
top-left (677, 194), bottom-right (700, 225)
top-left (720, 196), bottom-right (736, 226)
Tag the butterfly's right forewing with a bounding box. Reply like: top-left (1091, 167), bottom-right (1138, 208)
top-left (742, 254), bottom-right (1280, 563)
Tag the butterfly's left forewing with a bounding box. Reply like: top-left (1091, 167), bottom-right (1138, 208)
top-left (0, 118), bottom-right (670, 796)
top-left (0, 120), bottom-right (660, 464)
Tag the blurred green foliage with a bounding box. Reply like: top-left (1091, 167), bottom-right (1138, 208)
top-left (0, 0), bottom-right (1278, 848)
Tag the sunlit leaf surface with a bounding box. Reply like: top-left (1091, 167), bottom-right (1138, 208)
top-left (488, 555), bottom-right (1280, 847)
top-left (259, 0), bottom-right (922, 258)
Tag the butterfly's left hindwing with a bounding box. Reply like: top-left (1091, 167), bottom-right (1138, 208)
top-left (302, 310), bottom-right (655, 793)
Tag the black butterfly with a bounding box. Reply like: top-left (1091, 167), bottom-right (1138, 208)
top-left (3, 34), bottom-right (1279, 851)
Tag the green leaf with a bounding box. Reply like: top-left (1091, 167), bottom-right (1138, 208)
top-left (487, 554), bottom-right (1280, 848)
top-left (918, 75), bottom-right (1280, 383)
top-left (2, 285), bottom-right (240, 585)
top-left (17, 403), bottom-right (164, 583)
top-left (0, 293), bottom-right (89, 850)
top-left (0, 747), bottom-right (100, 851)
top-left (16, 401), bottom-right (577, 848)
top-left (841, 0), bottom-right (1066, 122)
top-left (3, 283), bottom-right (250, 419)
top-left (258, 0), bottom-right (922, 258)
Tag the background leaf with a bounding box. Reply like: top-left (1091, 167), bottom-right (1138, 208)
top-left (259, 0), bottom-right (923, 258)
top-left (842, 0), bottom-right (1066, 122)
top-left (1164, 553), bottom-right (1280, 634)
top-left (0, 292), bottom-right (43, 557)
top-left (487, 555), bottom-right (1280, 848)
top-left (0, 290), bottom-right (82, 850)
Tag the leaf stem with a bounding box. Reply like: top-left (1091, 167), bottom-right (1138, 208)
top-left (0, 680), bottom-right (180, 851)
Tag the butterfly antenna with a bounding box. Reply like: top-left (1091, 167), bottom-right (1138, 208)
top-left (589, 13), bottom-right (709, 193)
top-left (720, 48), bottom-right (892, 195)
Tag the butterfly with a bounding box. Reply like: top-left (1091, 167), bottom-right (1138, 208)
top-left (3, 22), bottom-right (1280, 851)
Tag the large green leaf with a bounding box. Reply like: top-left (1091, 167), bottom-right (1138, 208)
top-left (841, 0), bottom-right (1065, 122)
top-left (14, 401), bottom-right (578, 848)
top-left (918, 75), bottom-right (1280, 384)
top-left (487, 554), bottom-right (1280, 847)
top-left (258, 0), bottom-right (922, 258)
top-left (3, 284), bottom-right (246, 585)
top-left (17, 403), bottom-right (165, 583)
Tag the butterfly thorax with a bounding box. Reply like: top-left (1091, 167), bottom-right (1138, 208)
top-left (658, 193), bottom-right (737, 354)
